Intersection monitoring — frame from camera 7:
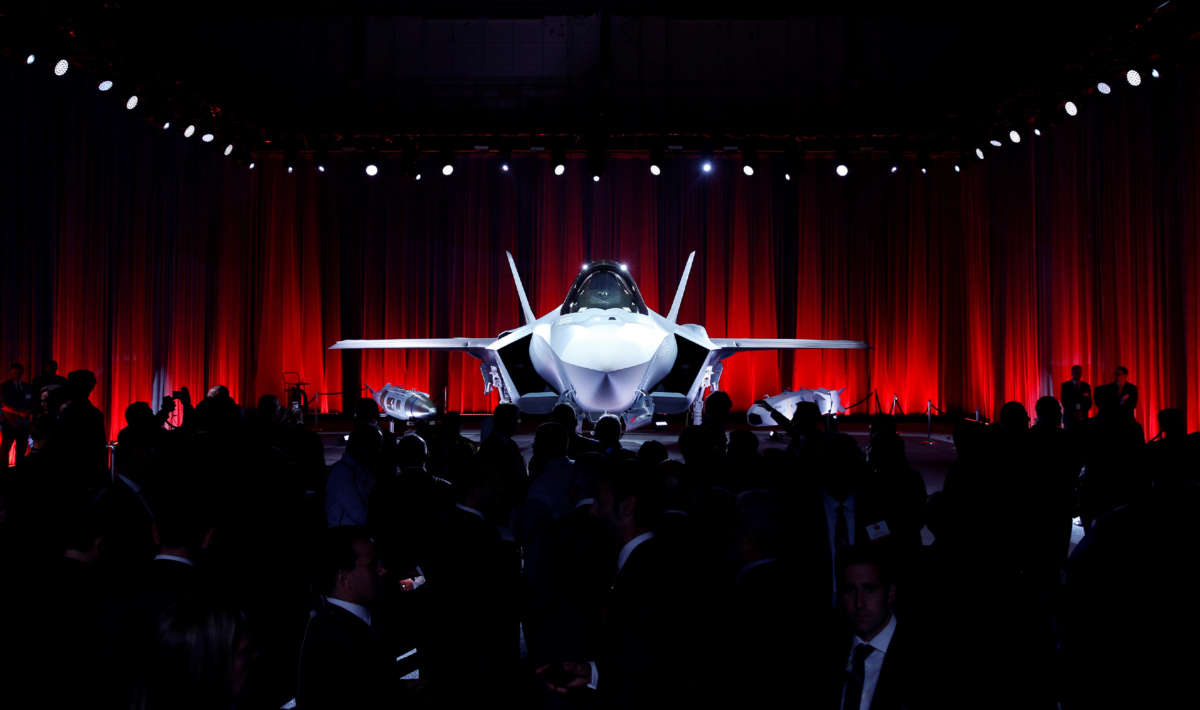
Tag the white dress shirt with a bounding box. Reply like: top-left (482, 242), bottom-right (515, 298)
top-left (842, 614), bottom-right (897, 710)
top-left (325, 596), bottom-right (372, 627)
top-left (454, 503), bottom-right (486, 520)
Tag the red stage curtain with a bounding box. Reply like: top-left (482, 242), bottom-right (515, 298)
top-left (4, 62), bottom-right (1199, 440)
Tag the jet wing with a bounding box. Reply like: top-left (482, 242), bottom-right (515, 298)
top-left (329, 338), bottom-right (496, 359)
top-left (710, 338), bottom-right (869, 359)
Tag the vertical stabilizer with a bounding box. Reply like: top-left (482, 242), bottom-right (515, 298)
top-left (506, 251), bottom-right (537, 325)
top-left (666, 251), bottom-right (696, 324)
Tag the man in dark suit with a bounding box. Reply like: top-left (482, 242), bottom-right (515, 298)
top-left (1094, 366), bottom-right (1138, 423)
top-left (1060, 365), bottom-right (1092, 430)
top-left (831, 549), bottom-right (933, 710)
top-left (1, 362), bottom-right (33, 467)
top-left (537, 465), bottom-right (698, 710)
top-left (297, 527), bottom-right (399, 710)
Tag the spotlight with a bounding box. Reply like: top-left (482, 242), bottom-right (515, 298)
top-left (835, 163), bottom-right (849, 177)
top-left (989, 139), bottom-right (1003, 147)
top-left (98, 80), bottom-right (113, 92)
top-left (25, 54), bottom-right (35, 65)
top-left (552, 146), bottom-right (566, 176)
top-left (1096, 81), bottom-right (1112, 95)
top-left (975, 147), bottom-right (985, 160)
top-left (248, 161), bottom-right (256, 170)
top-left (741, 147), bottom-right (758, 177)
top-left (620, 263), bottom-right (628, 272)
top-left (287, 166), bottom-right (294, 174)
top-left (921, 167), bottom-right (928, 175)
top-left (365, 163), bottom-right (379, 177)
top-left (223, 144), bottom-right (234, 156)
top-left (440, 150), bottom-right (455, 176)
top-left (587, 143), bottom-right (606, 183)
top-left (889, 165), bottom-right (898, 174)
top-left (126, 95), bottom-right (139, 110)
top-left (501, 162), bottom-right (510, 173)
top-left (649, 145), bottom-right (664, 176)
top-left (1033, 128), bottom-right (1042, 137)
top-left (954, 164), bottom-right (961, 173)
top-left (1126, 69), bottom-right (1142, 86)
top-left (593, 175), bottom-right (600, 182)
top-left (1151, 68), bottom-right (1160, 79)
top-left (315, 148), bottom-right (329, 173)
top-left (1064, 101), bottom-right (1078, 117)
top-left (162, 121), bottom-right (170, 130)
top-left (201, 133), bottom-right (213, 143)
top-left (53, 59), bottom-right (68, 76)
top-left (184, 124), bottom-right (196, 138)
top-left (701, 160), bottom-right (713, 174)
top-left (499, 145), bottom-right (512, 173)
top-left (1009, 130), bottom-right (1021, 143)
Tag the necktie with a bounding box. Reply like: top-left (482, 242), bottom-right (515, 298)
top-left (835, 504), bottom-right (850, 549)
top-left (843, 643), bottom-right (876, 710)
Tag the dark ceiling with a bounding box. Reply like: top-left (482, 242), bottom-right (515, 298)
top-left (4, 3), bottom-right (1192, 153)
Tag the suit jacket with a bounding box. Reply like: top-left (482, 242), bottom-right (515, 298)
top-left (1059, 379), bottom-right (1092, 422)
top-left (1094, 382), bottom-right (1138, 421)
top-left (829, 619), bottom-right (934, 710)
top-left (297, 601), bottom-right (397, 710)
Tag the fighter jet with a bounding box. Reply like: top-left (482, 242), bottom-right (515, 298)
top-left (331, 252), bottom-right (868, 429)
top-left (367, 384), bottom-right (438, 421)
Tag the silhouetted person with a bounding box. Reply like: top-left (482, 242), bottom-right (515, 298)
top-left (538, 465), bottom-right (697, 709)
top-left (636, 439), bottom-right (669, 467)
top-left (701, 390), bottom-right (733, 450)
top-left (56, 369), bottom-right (108, 489)
top-left (1060, 365), bottom-right (1091, 430)
top-left (130, 602), bottom-right (251, 710)
top-left (1094, 366), bottom-right (1137, 423)
top-left (297, 527), bottom-right (398, 710)
top-left (1, 363), bottom-right (33, 467)
top-left (326, 424), bottom-right (383, 527)
top-left (30, 359), bottom-right (66, 400)
top-left (477, 402), bottom-right (526, 523)
top-left (553, 403), bottom-right (600, 459)
top-left (593, 414), bottom-right (625, 456)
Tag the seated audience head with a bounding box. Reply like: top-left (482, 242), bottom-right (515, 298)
top-left (256, 394), bottom-right (281, 421)
top-left (998, 401), bottom-right (1030, 434)
top-left (125, 401), bottom-right (156, 429)
top-left (869, 414), bottom-right (898, 441)
top-left (793, 401), bottom-right (822, 434)
top-left (441, 410), bottom-right (462, 436)
top-left (66, 369), bottom-right (97, 401)
top-left (837, 547), bottom-right (897, 642)
top-left (551, 403), bottom-right (579, 431)
top-left (532, 421), bottom-right (570, 462)
top-left (205, 385), bottom-right (230, 402)
top-left (490, 402), bottom-right (520, 438)
top-left (353, 397), bottom-right (379, 426)
top-left (727, 429), bottom-right (759, 460)
top-left (594, 414), bottom-right (623, 449)
top-left (1034, 396), bottom-right (1062, 429)
top-left (637, 439), bottom-right (669, 467)
top-left (1158, 408), bottom-right (1187, 440)
top-left (132, 602), bottom-right (250, 710)
top-left (42, 359), bottom-right (58, 376)
top-left (319, 526), bottom-right (386, 605)
top-left (702, 390), bottom-right (733, 429)
top-left (396, 433), bottom-right (428, 471)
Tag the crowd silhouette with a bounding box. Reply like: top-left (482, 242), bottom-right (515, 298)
top-left (0, 364), bottom-right (1197, 709)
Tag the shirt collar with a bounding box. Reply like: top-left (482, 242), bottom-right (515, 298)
top-left (853, 613), bottom-right (897, 655)
top-left (455, 503), bottom-right (486, 520)
top-left (617, 531), bottom-right (655, 574)
top-left (154, 554), bottom-right (195, 567)
top-left (574, 498), bottom-right (595, 509)
top-left (824, 492), bottom-right (855, 513)
top-left (325, 596), bottom-right (372, 627)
